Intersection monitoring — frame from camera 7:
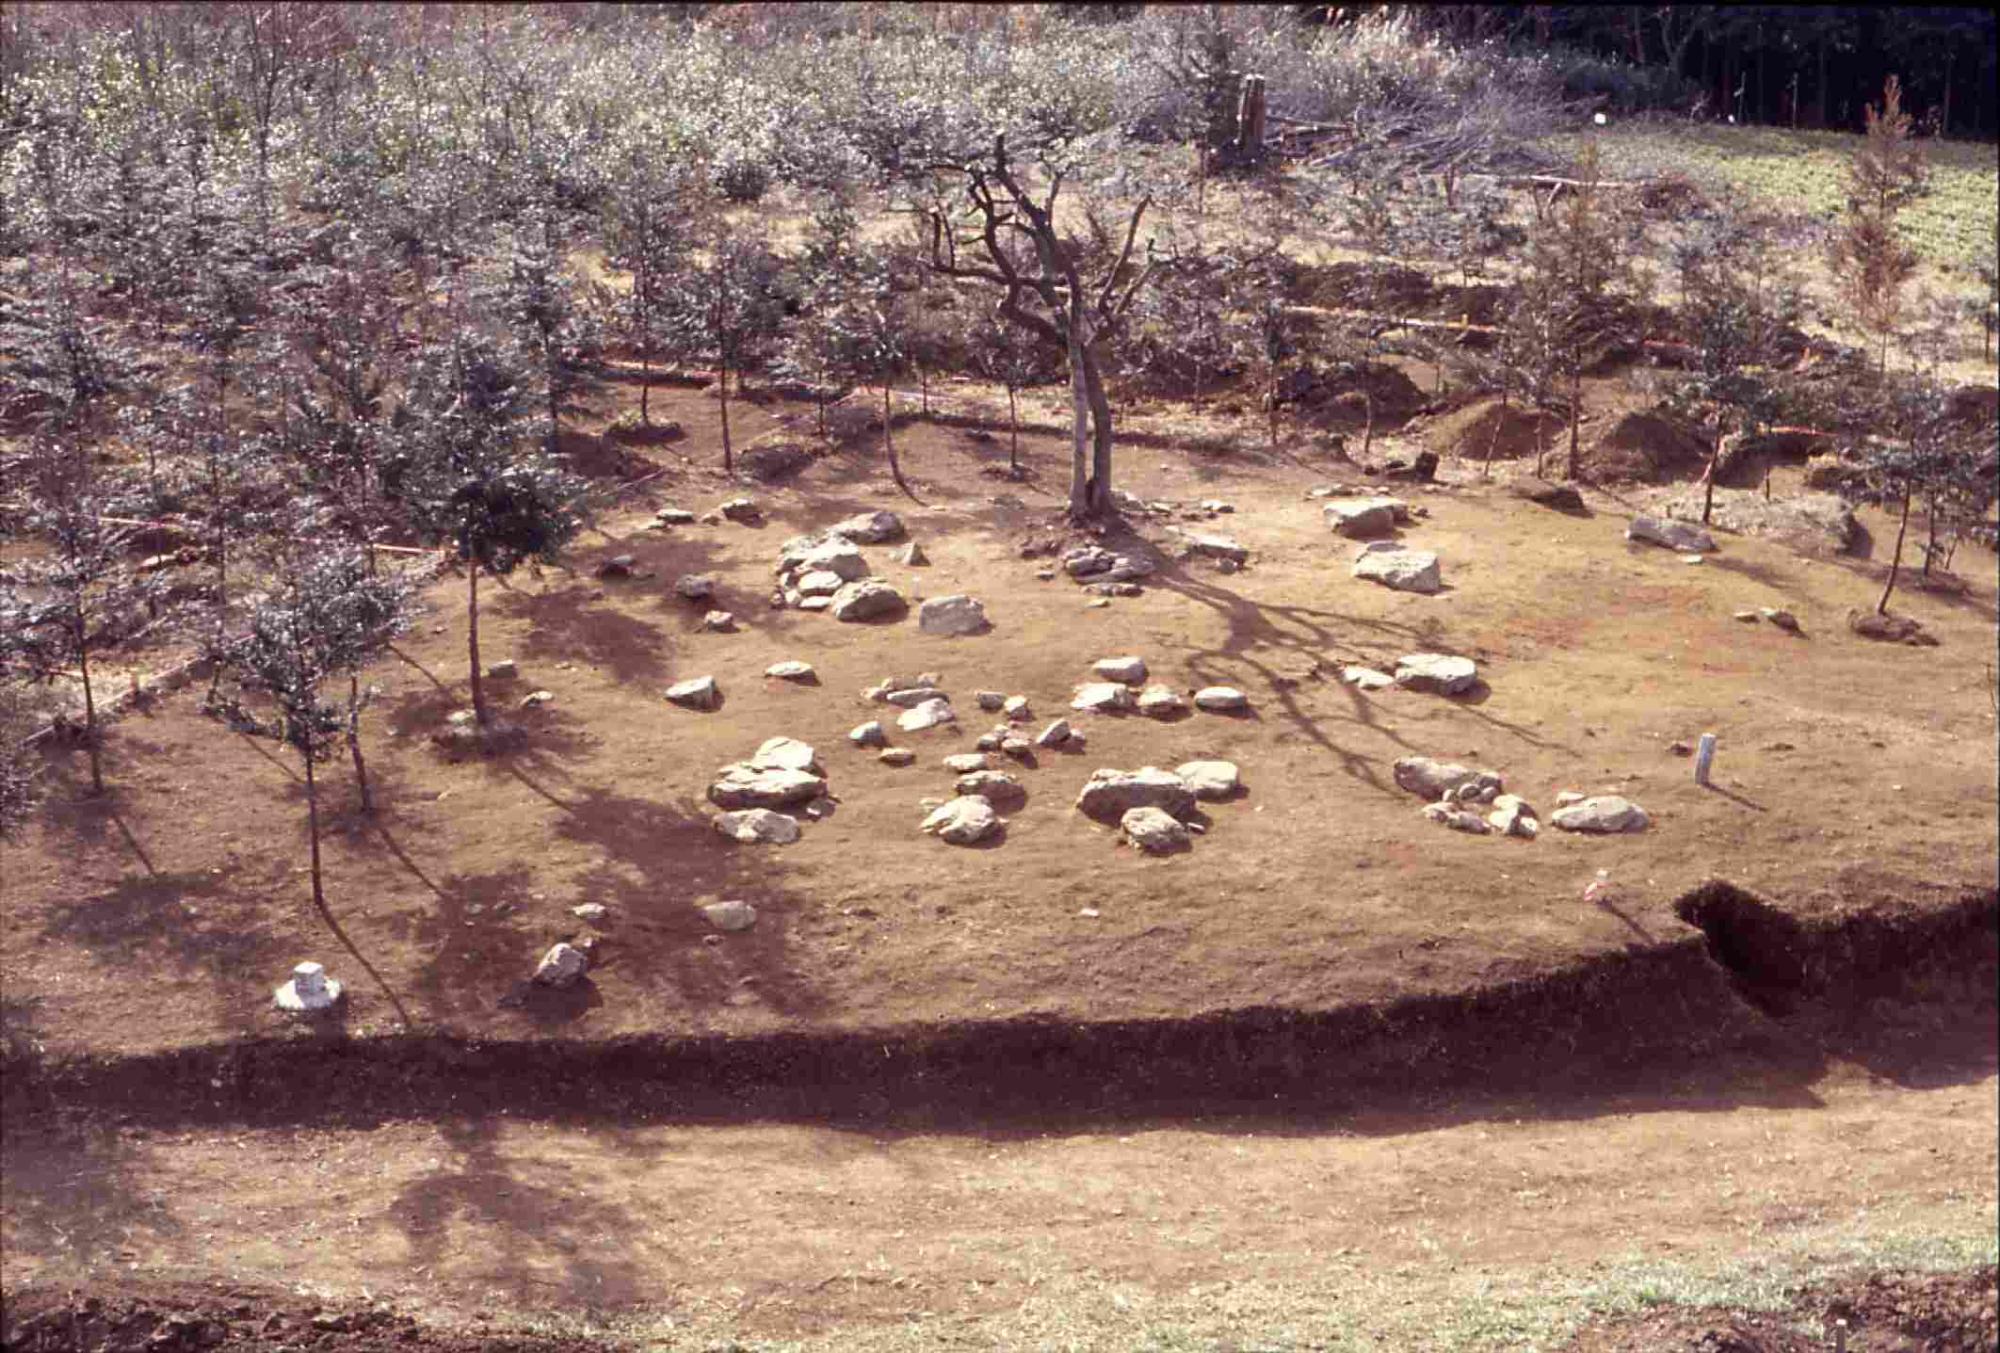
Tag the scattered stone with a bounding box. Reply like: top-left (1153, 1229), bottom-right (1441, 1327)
top-left (878, 747), bottom-right (916, 766)
top-left (571, 903), bottom-right (609, 924)
top-left (1681, 554), bottom-right (1705, 566)
top-left (750, 736), bottom-right (821, 774)
top-left (767, 660), bottom-right (817, 682)
top-left (849, 720), bottom-right (887, 748)
top-left (976, 731), bottom-right (1002, 751)
top-left (702, 609), bottom-right (737, 632)
top-left (1093, 656), bottom-right (1148, 684)
top-left (787, 537), bottom-right (870, 582)
top-left (976, 690), bottom-right (1006, 711)
top-left (1340, 665), bottom-right (1396, 691)
top-left (883, 687), bottom-right (946, 708)
top-left (1486, 794), bottom-right (1538, 838)
top-left (655, 507), bottom-right (696, 525)
top-left (1667, 740), bottom-right (1693, 756)
top-left (918, 594), bottom-right (991, 636)
top-left (1075, 767), bottom-right (1196, 822)
top-left (533, 943), bottom-right (588, 988)
top-left (1549, 795), bottom-right (1651, 834)
top-left (596, 554), bottom-right (638, 579)
top-left (519, 690), bottom-right (555, 710)
top-left (274, 961), bottom-right (342, 1012)
top-left (1003, 695), bottom-right (1032, 721)
top-left (719, 498), bottom-right (760, 523)
top-left (1509, 479), bottom-right (1586, 512)
top-left (1036, 718), bottom-right (1073, 749)
top-left (1627, 515), bottom-right (1715, 553)
top-left (830, 509), bottom-right (906, 544)
top-left (1087, 581), bottom-right (1145, 598)
top-left (921, 795), bottom-right (1000, 845)
top-left (867, 674), bottom-right (938, 701)
top-left (1064, 545), bottom-right (1116, 577)
top-left (713, 808), bottom-right (802, 845)
top-left (1351, 542), bottom-right (1442, 594)
top-left (1072, 682), bottom-right (1136, 713)
top-left (1102, 554), bottom-right (1157, 582)
top-left (1137, 685), bottom-right (1186, 717)
top-left (1847, 610), bottom-right (1938, 646)
top-left (943, 752), bottom-right (989, 773)
top-left (1122, 806), bottom-right (1191, 854)
top-left (664, 675), bottom-right (721, 710)
top-left (1759, 607), bottom-right (1801, 633)
top-left (1554, 791), bottom-right (1586, 807)
top-left (1201, 499), bottom-right (1235, 514)
top-left (830, 579), bottom-right (907, 622)
top-left (1176, 531), bottom-right (1250, 565)
top-left (897, 697), bottom-right (957, 732)
top-left (1176, 760), bottom-right (1240, 800)
top-left (707, 764), bottom-right (825, 809)
top-left (1322, 496), bottom-right (1408, 538)
top-left (802, 796), bottom-right (837, 821)
top-left (1000, 736), bottom-right (1034, 759)
top-left (1392, 757), bottom-right (1501, 801)
top-left (674, 573), bottom-right (717, 601)
top-left (1393, 654), bottom-right (1478, 696)
top-left (896, 541), bottom-right (928, 566)
top-left (702, 900), bottom-right (758, 932)
top-left (738, 440), bottom-right (814, 482)
top-left (486, 660), bottom-right (519, 680)
top-left (1421, 803), bottom-right (1492, 834)
top-left (1733, 610), bottom-right (1761, 622)
top-left (1193, 686), bottom-right (1249, 713)
top-left (956, 770), bottom-right (1026, 805)
top-left (1086, 598), bottom-right (1112, 609)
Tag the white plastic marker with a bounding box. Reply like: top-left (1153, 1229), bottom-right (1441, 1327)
top-left (1693, 732), bottom-right (1718, 787)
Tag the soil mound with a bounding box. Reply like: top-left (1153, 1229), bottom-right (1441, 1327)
top-left (1420, 395), bottom-right (1566, 464)
top-left (1580, 409), bottom-right (1710, 483)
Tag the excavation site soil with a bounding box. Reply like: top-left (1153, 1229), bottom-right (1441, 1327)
top-left (5, 373), bottom-right (1997, 1348)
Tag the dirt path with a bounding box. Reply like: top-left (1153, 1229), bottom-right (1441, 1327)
top-left (5, 1049), bottom-right (1994, 1350)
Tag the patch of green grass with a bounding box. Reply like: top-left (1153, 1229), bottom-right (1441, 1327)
top-left (1553, 123), bottom-right (1998, 283)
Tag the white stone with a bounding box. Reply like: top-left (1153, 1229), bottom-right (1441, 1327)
top-left (1322, 496), bottom-right (1407, 538)
top-left (571, 903), bottom-right (609, 923)
top-left (829, 509), bottom-right (906, 544)
top-left (795, 569), bottom-right (847, 597)
top-left (976, 691), bottom-right (1006, 711)
top-left (830, 579), bottom-right (907, 622)
top-left (702, 610), bottom-right (736, 632)
top-left (1393, 654), bottom-right (1477, 696)
top-left (1486, 794), bottom-right (1539, 838)
top-left (1351, 542), bottom-right (1441, 594)
top-left (519, 690), bottom-right (555, 709)
top-left (955, 770), bottom-right (1025, 803)
top-left (1072, 682), bottom-right (1135, 713)
top-left (274, 961), bottom-right (342, 1012)
top-left (719, 498), bottom-right (759, 522)
top-left (921, 795), bottom-right (1000, 845)
top-left (1137, 685), bottom-right (1186, 717)
top-left (1392, 756), bottom-right (1500, 801)
top-left (1627, 515), bottom-right (1716, 553)
top-left (674, 573), bottom-right (717, 600)
top-left (792, 538), bottom-right (869, 582)
top-left (707, 763), bottom-right (826, 809)
top-left (1340, 665), bottom-right (1395, 690)
top-left (1176, 760), bottom-right (1240, 801)
top-left (766, 660), bottom-right (816, 681)
top-left (883, 687), bottom-right (944, 708)
top-left (1076, 767), bottom-right (1196, 822)
top-left (750, 737), bottom-right (821, 774)
top-left (713, 808), bottom-right (802, 844)
top-left (849, 721), bottom-right (887, 748)
top-left (1193, 686), bottom-right (1249, 713)
top-left (1177, 531), bottom-right (1249, 565)
top-left (1421, 803), bottom-right (1492, 835)
top-left (1122, 806), bottom-right (1191, 854)
top-left (918, 594), bottom-right (990, 636)
top-left (943, 752), bottom-right (989, 773)
top-left (878, 747), bottom-right (916, 766)
top-left (897, 697), bottom-right (957, 732)
top-left (702, 900), bottom-right (758, 932)
top-left (1093, 656), bottom-right (1149, 684)
top-left (664, 675), bottom-right (721, 710)
top-left (486, 660), bottom-right (519, 679)
top-left (1035, 718), bottom-right (1073, 748)
top-left (533, 943), bottom-right (588, 988)
top-left (1550, 795), bottom-right (1650, 834)
top-left (1003, 695), bottom-right (1032, 721)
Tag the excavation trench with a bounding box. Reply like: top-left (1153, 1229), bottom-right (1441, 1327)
top-left (5, 883), bottom-right (1992, 1135)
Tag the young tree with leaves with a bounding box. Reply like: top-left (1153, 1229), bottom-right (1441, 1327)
top-left (394, 333), bottom-right (586, 728)
top-left (500, 209), bottom-right (599, 455)
top-left (669, 228), bottom-right (784, 475)
top-left (602, 152), bottom-right (694, 429)
top-left (775, 202), bottom-right (867, 438)
top-left (1826, 76), bottom-right (1927, 377)
top-left (964, 303), bottom-right (1055, 476)
top-left (1663, 211), bottom-right (1803, 524)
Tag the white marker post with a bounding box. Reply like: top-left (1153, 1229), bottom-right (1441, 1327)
top-left (1693, 733), bottom-right (1718, 787)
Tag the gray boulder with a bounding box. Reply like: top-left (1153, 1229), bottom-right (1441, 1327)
top-left (1340, 665), bottom-right (1395, 691)
top-left (1393, 654), bottom-right (1478, 696)
top-left (830, 579), bottom-right (907, 622)
top-left (1035, 718), bottom-right (1073, 748)
top-left (1177, 531), bottom-right (1249, 565)
top-left (674, 573), bottom-right (718, 601)
top-left (1175, 760), bottom-right (1240, 800)
top-left (896, 697), bottom-right (957, 732)
top-left (1093, 656), bottom-right (1148, 684)
top-left (1322, 496), bottom-right (1407, 538)
top-left (766, 660), bottom-right (816, 681)
top-left (749, 736), bottom-right (821, 774)
top-left (1122, 806), bottom-right (1190, 854)
top-left (1549, 795), bottom-right (1650, 834)
top-left (707, 764), bottom-right (826, 809)
top-left (1137, 685), bottom-right (1186, 717)
top-left (918, 594), bottom-right (990, 636)
top-left (664, 675), bottom-right (721, 710)
top-left (1076, 767), bottom-right (1196, 822)
top-left (1071, 682), bottom-right (1135, 713)
top-left (702, 900), bottom-right (758, 932)
top-left (849, 720), bottom-right (887, 748)
top-left (1392, 756), bottom-right (1501, 801)
top-left (713, 809), bottom-right (802, 845)
top-left (830, 510), bottom-right (906, 544)
top-left (533, 942), bottom-right (588, 988)
top-left (1627, 515), bottom-right (1715, 553)
top-left (1193, 686), bottom-right (1249, 713)
top-left (1486, 794), bottom-right (1539, 838)
top-left (942, 752), bottom-right (989, 773)
top-left (1351, 542), bottom-right (1441, 594)
top-left (920, 795), bottom-right (1000, 845)
top-left (1421, 803), bottom-right (1492, 835)
top-left (955, 770), bottom-right (1026, 805)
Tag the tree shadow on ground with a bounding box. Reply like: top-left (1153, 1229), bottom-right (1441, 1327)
top-left (0, 1126), bottom-right (183, 1270)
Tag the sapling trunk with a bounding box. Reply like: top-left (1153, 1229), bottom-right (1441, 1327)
top-left (1566, 365), bottom-right (1582, 480)
top-left (1924, 491), bottom-right (1939, 577)
top-left (1877, 484), bottom-right (1913, 614)
top-left (718, 353), bottom-right (732, 474)
top-left (467, 562), bottom-right (486, 725)
top-left (1484, 389), bottom-right (1507, 480)
top-left (347, 672), bottom-right (371, 812)
top-left (883, 384), bottom-right (912, 498)
top-left (304, 737), bottom-right (326, 923)
top-left (75, 605), bottom-right (103, 795)
top-left (1702, 427), bottom-right (1722, 524)
top-left (1007, 385), bottom-right (1019, 473)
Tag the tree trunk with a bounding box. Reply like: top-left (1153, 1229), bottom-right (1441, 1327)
top-left (1268, 367), bottom-right (1279, 450)
top-left (304, 739), bottom-right (327, 927)
top-left (883, 383), bottom-right (913, 498)
top-left (1565, 365), bottom-right (1582, 480)
top-left (718, 352), bottom-right (733, 474)
top-left (1360, 388), bottom-right (1376, 460)
top-left (918, 364), bottom-right (929, 417)
top-left (1702, 426), bottom-right (1722, 524)
top-left (1484, 388), bottom-right (1507, 479)
top-left (1877, 484), bottom-right (1913, 614)
top-left (1081, 346), bottom-right (1115, 518)
top-left (639, 331), bottom-right (652, 425)
top-left (1923, 490), bottom-right (1939, 577)
top-left (75, 605), bottom-right (103, 795)
top-left (1066, 330), bottom-right (1091, 519)
top-left (467, 563), bottom-right (486, 726)
top-left (1007, 385), bottom-right (1019, 473)
top-left (347, 672), bottom-right (372, 813)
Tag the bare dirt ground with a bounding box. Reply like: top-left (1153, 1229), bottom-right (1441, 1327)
top-left (4, 364), bottom-right (1996, 1347)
